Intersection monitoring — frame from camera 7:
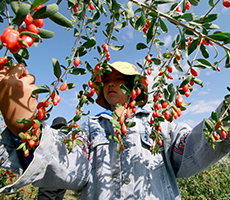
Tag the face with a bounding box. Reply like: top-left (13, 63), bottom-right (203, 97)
top-left (103, 69), bottom-right (129, 111)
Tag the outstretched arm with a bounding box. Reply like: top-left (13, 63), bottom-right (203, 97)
top-left (0, 64), bottom-right (38, 137)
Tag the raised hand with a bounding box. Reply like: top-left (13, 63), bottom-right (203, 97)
top-left (0, 64), bottom-right (38, 137)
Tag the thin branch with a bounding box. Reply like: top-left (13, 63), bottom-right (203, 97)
top-left (129, 0), bottom-right (230, 53)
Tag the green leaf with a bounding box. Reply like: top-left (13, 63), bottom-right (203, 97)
top-left (75, 46), bottom-right (87, 57)
top-left (222, 114), bottom-right (230, 123)
top-left (134, 74), bottom-right (145, 83)
top-left (20, 31), bottom-right (40, 41)
top-left (32, 4), bottom-right (59, 19)
top-left (155, 0), bottom-right (176, 4)
top-left (16, 118), bottom-right (32, 124)
top-left (126, 121), bottom-right (136, 128)
top-left (225, 51), bottom-right (230, 68)
top-left (110, 45), bottom-right (124, 51)
top-left (52, 58), bottom-right (62, 79)
top-left (38, 28), bottom-right (55, 38)
top-left (10, 1), bottom-right (20, 14)
top-left (136, 43), bottom-right (148, 50)
top-left (110, 119), bottom-right (120, 129)
top-left (31, 0), bottom-right (49, 11)
top-left (67, 82), bottom-right (75, 90)
top-left (180, 13), bottom-right (194, 22)
top-left (211, 111), bottom-right (218, 123)
top-left (79, 95), bottom-right (87, 107)
top-left (120, 84), bottom-right (131, 95)
top-left (15, 3), bottom-right (31, 26)
top-left (163, 88), bottom-right (169, 100)
top-left (196, 13), bottom-right (219, 24)
top-left (173, 58), bottom-right (184, 73)
top-left (114, 21), bottom-right (127, 29)
top-left (208, 33), bottom-right (229, 41)
top-left (188, 39), bottom-right (199, 55)
top-left (31, 88), bottom-right (50, 95)
top-left (180, 33), bottom-right (186, 51)
top-left (194, 58), bottom-right (213, 69)
top-left (209, 0), bottom-right (215, 6)
top-left (49, 12), bottom-right (74, 28)
top-left (126, 1), bottom-right (134, 18)
top-left (109, 135), bottom-right (119, 143)
top-left (135, 13), bottom-right (145, 31)
top-left (86, 11), bottom-right (100, 25)
top-left (168, 83), bottom-right (175, 102)
top-left (200, 44), bottom-right (209, 59)
top-left (180, 75), bottom-right (192, 88)
top-left (152, 58), bottom-right (161, 65)
top-left (75, 139), bottom-right (84, 146)
top-left (68, 68), bottom-right (87, 75)
top-left (82, 38), bottom-right (96, 49)
top-left (192, 77), bottom-right (204, 87)
top-left (159, 18), bottom-right (168, 33)
top-left (204, 118), bottom-right (214, 132)
top-left (17, 142), bottom-right (26, 150)
top-left (147, 18), bottom-right (157, 44)
top-left (85, 61), bottom-right (93, 73)
top-left (18, 132), bottom-right (27, 139)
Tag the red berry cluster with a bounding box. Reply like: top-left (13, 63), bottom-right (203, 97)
top-left (87, 80), bottom-right (95, 97)
top-left (186, 1), bottom-right (191, 10)
top-left (114, 87), bottom-right (143, 152)
top-left (0, 5), bottom-right (44, 54)
top-left (51, 92), bottom-right (61, 106)
top-left (72, 2), bottom-right (95, 13)
top-left (73, 3), bottom-right (79, 13)
top-left (214, 121), bottom-right (228, 142)
top-left (223, 0), bottom-right (230, 8)
top-left (143, 20), bottom-right (151, 33)
top-left (182, 83), bottom-right (191, 98)
top-left (101, 44), bottom-right (110, 61)
top-left (20, 119), bottom-right (41, 157)
top-left (176, 1), bottom-right (191, 12)
top-left (36, 100), bottom-right (49, 120)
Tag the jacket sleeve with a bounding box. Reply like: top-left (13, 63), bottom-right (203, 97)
top-left (164, 101), bottom-right (230, 178)
top-left (0, 122), bottom-right (91, 194)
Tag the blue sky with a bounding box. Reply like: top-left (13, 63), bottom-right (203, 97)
top-left (1, 0), bottom-right (230, 128)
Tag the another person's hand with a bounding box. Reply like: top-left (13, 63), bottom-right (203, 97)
top-left (0, 64), bottom-right (38, 137)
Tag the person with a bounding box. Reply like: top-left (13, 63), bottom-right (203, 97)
top-left (37, 117), bottom-right (67, 200)
top-left (0, 61), bottom-right (230, 199)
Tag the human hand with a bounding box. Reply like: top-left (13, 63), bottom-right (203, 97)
top-left (0, 64), bottom-right (38, 137)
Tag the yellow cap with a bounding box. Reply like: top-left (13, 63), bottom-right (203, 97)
top-left (93, 61), bottom-right (148, 109)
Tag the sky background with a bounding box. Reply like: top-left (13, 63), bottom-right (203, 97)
top-left (1, 0), bottom-right (230, 128)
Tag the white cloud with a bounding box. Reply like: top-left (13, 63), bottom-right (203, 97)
top-left (184, 99), bottom-right (221, 115)
top-left (197, 91), bottom-right (209, 96)
top-left (158, 4), bottom-right (171, 13)
top-left (163, 35), bottom-right (172, 47)
top-left (179, 119), bottom-right (196, 127)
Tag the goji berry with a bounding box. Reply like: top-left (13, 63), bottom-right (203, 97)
top-left (176, 95), bottom-right (183, 107)
top-left (191, 68), bottom-right (198, 76)
top-left (60, 83), bottom-right (68, 91)
top-left (74, 57), bottom-right (80, 67)
top-left (147, 55), bottom-right (151, 62)
top-left (24, 14), bottom-right (34, 25)
top-left (119, 115), bottom-right (125, 125)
